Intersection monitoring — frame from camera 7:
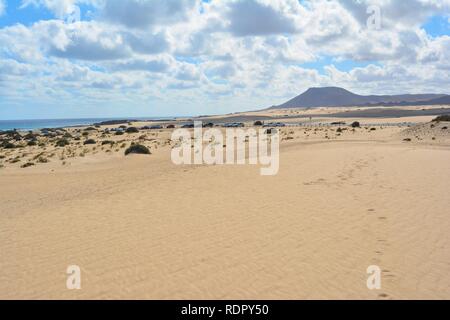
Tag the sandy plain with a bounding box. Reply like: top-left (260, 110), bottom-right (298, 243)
top-left (1, 107), bottom-right (449, 299)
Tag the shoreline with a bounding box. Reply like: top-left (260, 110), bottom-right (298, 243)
top-left (2, 105), bottom-right (450, 132)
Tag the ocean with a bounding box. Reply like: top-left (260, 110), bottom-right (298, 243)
top-left (0, 117), bottom-right (177, 131)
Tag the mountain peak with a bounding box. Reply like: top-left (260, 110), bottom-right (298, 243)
top-left (306, 86), bottom-right (350, 92)
top-left (275, 87), bottom-right (447, 109)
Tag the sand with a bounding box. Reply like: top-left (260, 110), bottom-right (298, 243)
top-left (1, 111), bottom-right (450, 300)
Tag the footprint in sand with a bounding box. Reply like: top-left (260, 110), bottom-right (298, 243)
top-left (382, 269), bottom-right (396, 279)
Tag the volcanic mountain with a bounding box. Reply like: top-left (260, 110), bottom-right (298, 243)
top-left (274, 87), bottom-right (448, 109)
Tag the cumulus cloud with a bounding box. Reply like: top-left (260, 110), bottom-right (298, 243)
top-left (42, 21), bottom-right (131, 60)
top-left (19, 0), bottom-right (98, 18)
top-left (123, 31), bottom-right (170, 55)
top-left (0, 59), bottom-right (34, 76)
top-left (1, 0), bottom-right (450, 117)
top-left (175, 62), bottom-right (202, 81)
top-left (110, 56), bottom-right (174, 73)
top-left (102, 0), bottom-right (197, 28)
top-left (341, 0), bottom-right (450, 28)
top-left (225, 0), bottom-right (299, 36)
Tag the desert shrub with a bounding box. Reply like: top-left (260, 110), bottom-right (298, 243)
top-left (403, 138), bottom-right (412, 142)
top-left (432, 115), bottom-right (450, 122)
top-left (115, 131), bottom-right (124, 136)
top-left (254, 121), bottom-right (263, 126)
top-left (443, 126), bottom-right (448, 130)
top-left (21, 162), bottom-right (35, 168)
top-left (166, 124), bottom-right (175, 129)
top-left (336, 128), bottom-right (343, 133)
top-left (2, 142), bottom-right (16, 149)
top-left (84, 139), bottom-right (96, 145)
top-left (126, 127), bottom-right (139, 133)
top-left (351, 121), bottom-right (360, 128)
top-left (55, 139), bottom-right (70, 147)
top-left (24, 133), bottom-right (37, 140)
top-left (101, 140), bottom-right (114, 145)
top-left (37, 157), bottom-right (49, 163)
top-left (84, 127), bottom-right (97, 131)
top-left (82, 132), bottom-right (89, 136)
top-left (265, 128), bottom-right (277, 134)
top-left (27, 140), bottom-right (37, 146)
top-left (124, 144), bottom-right (151, 155)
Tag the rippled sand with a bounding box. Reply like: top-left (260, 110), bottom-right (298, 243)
top-left (1, 118), bottom-right (450, 299)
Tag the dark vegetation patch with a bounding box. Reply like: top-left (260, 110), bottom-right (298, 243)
top-left (432, 115), bottom-right (450, 122)
top-left (126, 127), bottom-right (139, 133)
top-left (84, 139), bottom-right (96, 145)
top-left (2, 142), bottom-right (16, 149)
top-left (21, 162), bottom-right (35, 168)
top-left (55, 139), bottom-right (70, 147)
top-left (124, 144), bottom-right (151, 155)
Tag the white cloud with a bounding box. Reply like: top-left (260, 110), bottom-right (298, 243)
top-left (225, 0), bottom-right (300, 36)
top-left (101, 0), bottom-right (198, 28)
top-left (1, 0), bottom-right (450, 117)
top-left (21, 0), bottom-right (77, 18)
top-left (110, 55), bottom-right (174, 73)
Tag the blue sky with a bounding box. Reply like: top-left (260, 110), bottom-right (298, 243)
top-left (424, 15), bottom-right (450, 37)
top-left (1, 0), bottom-right (450, 120)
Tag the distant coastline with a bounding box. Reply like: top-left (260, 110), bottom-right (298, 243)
top-left (0, 117), bottom-right (179, 131)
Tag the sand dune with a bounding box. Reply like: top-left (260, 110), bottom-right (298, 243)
top-left (1, 119), bottom-right (450, 299)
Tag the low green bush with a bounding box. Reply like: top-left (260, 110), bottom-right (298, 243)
top-left (432, 115), bottom-right (450, 122)
top-left (84, 139), bottom-right (96, 145)
top-left (55, 139), bottom-right (70, 147)
top-left (124, 144), bottom-right (151, 155)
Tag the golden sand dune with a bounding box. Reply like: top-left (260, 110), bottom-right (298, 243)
top-left (1, 120), bottom-right (450, 299)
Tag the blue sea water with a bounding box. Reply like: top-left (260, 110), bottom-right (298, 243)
top-left (0, 117), bottom-right (177, 131)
